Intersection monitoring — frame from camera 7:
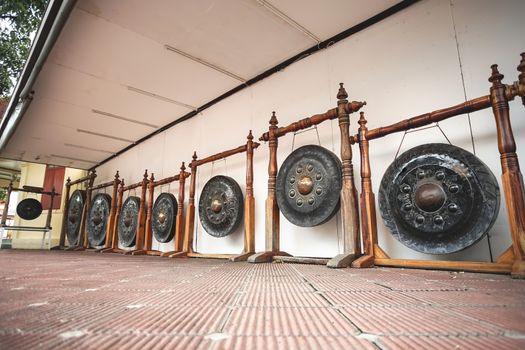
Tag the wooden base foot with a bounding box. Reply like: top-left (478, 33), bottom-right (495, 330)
top-left (327, 253), bottom-right (357, 268)
top-left (168, 251), bottom-right (188, 258)
top-left (351, 254), bottom-right (375, 268)
top-left (131, 250), bottom-right (147, 256)
top-left (73, 246), bottom-right (85, 251)
top-left (229, 252), bottom-right (255, 262)
top-left (142, 250), bottom-right (163, 256)
top-left (511, 260), bottom-right (525, 279)
top-left (50, 245), bottom-right (64, 250)
top-left (160, 251), bottom-right (179, 257)
top-left (274, 255), bottom-right (329, 265)
top-left (247, 251), bottom-right (291, 263)
top-left (99, 248), bottom-right (115, 253)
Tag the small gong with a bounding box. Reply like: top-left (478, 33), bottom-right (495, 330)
top-left (152, 192), bottom-right (178, 243)
top-left (198, 175), bottom-right (244, 238)
top-left (16, 198), bottom-right (43, 220)
top-left (379, 143), bottom-right (500, 254)
top-left (87, 193), bottom-right (112, 247)
top-left (66, 189), bottom-right (86, 245)
top-left (276, 145), bottom-right (342, 227)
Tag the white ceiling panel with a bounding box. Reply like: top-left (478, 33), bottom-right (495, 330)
top-left (50, 8), bottom-right (240, 107)
top-left (33, 63), bottom-right (192, 127)
top-left (76, 0), bottom-right (317, 78)
top-left (268, 0), bottom-right (401, 39)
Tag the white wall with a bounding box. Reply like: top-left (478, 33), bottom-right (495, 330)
top-left (95, 0), bottom-right (525, 261)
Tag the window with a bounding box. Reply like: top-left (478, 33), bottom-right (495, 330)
top-left (41, 165), bottom-right (65, 210)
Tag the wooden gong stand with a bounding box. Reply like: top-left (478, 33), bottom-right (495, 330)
top-left (52, 170), bottom-right (97, 250)
top-left (170, 131), bottom-right (259, 261)
top-left (101, 170), bottom-right (148, 255)
top-left (0, 184), bottom-right (59, 249)
top-left (132, 162), bottom-right (190, 256)
top-left (352, 55), bottom-right (525, 277)
top-left (248, 85), bottom-right (366, 268)
top-left (81, 171), bottom-right (120, 252)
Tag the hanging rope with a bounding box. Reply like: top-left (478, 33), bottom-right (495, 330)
top-left (291, 125), bottom-right (322, 152)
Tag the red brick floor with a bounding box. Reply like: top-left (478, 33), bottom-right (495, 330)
top-left (1, 250), bottom-right (524, 349)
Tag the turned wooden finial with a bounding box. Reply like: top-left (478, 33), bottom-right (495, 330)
top-left (247, 130), bottom-right (253, 141)
top-left (66, 177), bottom-right (71, 184)
top-left (180, 161), bottom-right (186, 172)
top-left (91, 169), bottom-right (97, 176)
top-left (337, 82), bottom-right (348, 100)
top-left (489, 64), bottom-right (504, 83)
top-left (358, 111), bottom-right (368, 128)
top-left (149, 172), bottom-right (155, 181)
top-left (143, 169), bottom-right (148, 180)
top-left (269, 111), bottom-right (278, 125)
top-left (120, 178), bottom-right (125, 187)
top-left (192, 151), bottom-right (198, 161)
top-left (115, 170), bottom-right (120, 180)
top-left (517, 52), bottom-right (525, 83)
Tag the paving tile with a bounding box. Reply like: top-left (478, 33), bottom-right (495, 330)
top-left (448, 306), bottom-right (525, 333)
top-left (378, 334), bottom-right (525, 350)
top-left (402, 290), bottom-right (525, 306)
top-left (339, 306), bottom-right (506, 336)
top-left (223, 306), bottom-right (359, 336)
top-left (209, 335), bottom-right (377, 350)
top-left (322, 291), bottom-right (429, 307)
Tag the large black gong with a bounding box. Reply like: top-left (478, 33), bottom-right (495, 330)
top-left (379, 143), bottom-right (500, 254)
top-left (198, 175), bottom-right (243, 238)
top-left (16, 198), bottom-right (43, 220)
top-left (87, 193), bottom-right (112, 247)
top-left (118, 196), bottom-right (141, 247)
top-left (152, 192), bottom-right (178, 243)
top-left (66, 189), bottom-right (86, 245)
top-left (276, 145), bottom-right (342, 227)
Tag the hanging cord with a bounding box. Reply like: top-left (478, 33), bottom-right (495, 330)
top-left (291, 125), bottom-right (322, 151)
top-left (450, 0), bottom-right (476, 156)
top-left (394, 123), bottom-right (452, 162)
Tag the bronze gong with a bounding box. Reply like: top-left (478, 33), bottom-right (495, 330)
top-left (378, 143), bottom-right (500, 254)
top-left (198, 175), bottom-right (244, 238)
top-left (66, 189), bottom-right (86, 245)
top-left (16, 198), bottom-right (43, 220)
top-left (118, 196), bottom-right (142, 247)
top-left (87, 193), bottom-right (112, 247)
top-left (276, 145), bottom-right (342, 227)
top-left (152, 192), bottom-right (178, 243)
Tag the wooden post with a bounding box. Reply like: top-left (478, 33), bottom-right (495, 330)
top-left (45, 187), bottom-right (55, 229)
top-left (144, 172), bottom-right (155, 251)
top-left (174, 152), bottom-right (197, 258)
top-left (249, 113), bottom-right (289, 263)
top-left (1, 182), bottom-right (13, 226)
top-left (77, 171), bottom-right (96, 248)
top-left (352, 112), bottom-right (382, 268)
top-left (111, 178), bottom-right (125, 250)
top-left (58, 177), bottom-right (71, 247)
top-left (231, 131), bottom-right (257, 262)
top-left (489, 65), bottom-right (525, 278)
top-left (131, 170), bottom-right (148, 254)
top-left (328, 84), bottom-right (361, 268)
top-left (82, 187), bottom-right (92, 249)
top-left (175, 163), bottom-right (187, 252)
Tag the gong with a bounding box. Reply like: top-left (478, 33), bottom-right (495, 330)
top-left (379, 143), bottom-right (500, 254)
top-left (276, 145), bottom-right (342, 227)
top-left (87, 193), bottom-right (112, 247)
top-left (152, 192), bottom-right (178, 243)
top-left (16, 198), bottom-right (43, 220)
top-left (66, 189), bottom-right (86, 245)
top-left (118, 196), bottom-right (142, 247)
top-left (198, 175), bottom-right (244, 238)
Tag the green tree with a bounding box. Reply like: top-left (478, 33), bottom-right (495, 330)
top-left (1, 0), bottom-right (48, 97)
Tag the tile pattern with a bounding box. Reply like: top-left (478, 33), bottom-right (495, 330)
top-left (1, 250), bottom-right (524, 349)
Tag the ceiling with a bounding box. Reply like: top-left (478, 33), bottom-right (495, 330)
top-left (0, 0), bottom-right (402, 169)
